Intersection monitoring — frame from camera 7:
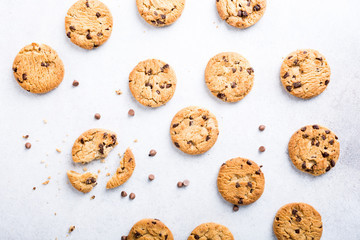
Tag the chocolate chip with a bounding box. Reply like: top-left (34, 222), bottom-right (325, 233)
top-left (174, 142), bottom-right (180, 148)
top-left (86, 1), bottom-right (90, 7)
top-left (70, 25), bottom-right (76, 31)
top-left (238, 198), bottom-right (244, 204)
top-left (296, 216), bottom-right (302, 222)
top-left (111, 134), bottom-right (117, 144)
top-left (148, 174), bottom-right (155, 181)
top-left (121, 191), bottom-right (127, 197)
top-left (259, 146), bottom-right (266, 152)
top-left (293, 59), bottom-right (299, 66)
top-left (286, 86), bottom-right (292, 92)
top-left (312, 125), bottom-right (319, 129)
top-left (292, 209), bottom-right (298, 215)
top-left (166, 84), bottom-right (172, 88)
top-left (85, 177), bottom-right (96, 184)
top-left (194, 235), bottom-right (200, 240)
top-left (98, 143), bottom-right (104, 154)
top-left (247, 182), bottom-right (253, 188)
top-left (322, 135), bottom-right (326, 140)
top-left (302, 162), bottom-right (306, 169)
top-left (315, 57), bottom-right (323, 61)
top-left (22, 73), bottom-right (27, 80)
top-left (129, 193), bottom-right (136, 200)
top-left (173, 123), bottom-right (179, 128)
top-left (13, 67), bottom-right (17, 72)
top-left (121, 236), bottom-right (128, 240)
top-left (325, 80), bottom-right (330, 85)
top-left (238, 10), bottom-right (248, 17)
top-left (295, 229), bottom-right (300, 234)
top-left (222, 56), bottom-right (228, 62)
top-left (325, 130), bottom-right (331, 134)
top-left (233, 205), bottom-right (239, 212)
top-left (97, 32), bottom-right (103, 37)
top-left (177, 181), bottom-right (183, 188)
top-left (128, 109), bottom-right (135, 116)
top-left (235, 182), bottom-right (240, 188)
top-left (335, 135), bottom-right (338, 140)
top-left (246, 160), bottom-right (252, 165)
top-left (283, 72), bottom-right (289, 78)
top-left (246, 68), bottom-right (254, 75)
top-left (94, 113), bottom-right (101, 120)
top-left (183, 179), bottom-right (190, 186)
top-left (217, 93), bottom-right (225, 99)
top-left (300, 127), bottom-right (306, 132)
top-left (326, 166), bottom-right (331, 172)
top-left (329, 139), bottom-right (334, 145)
top-left (154, 11), bottom-right (158, 16)
top-left (86, 32), bottom-right (92, 40)
top-left (161, 64), bottom-right (169, 72)
top-left (330, 160), bottom-right (336, 167)
top-left (276, 217), bottom-right (279, 221)
top-left (202, 115), bottom-right (208, 120)
top-left (41, 62), bottom-right (49, 67)
top-left (96, 12), bottom-right (101, 18)
top-left (322, 152), bottom-right (329, 157)
top-left (232, 68), bottom-right (237, 73)
top-left (156, 90), bottom-right (160, 94)
top-left (25, 142), bottom-right (31, 149)
top-left (149, 149), bottom-right (157, 157)
top-left (259, 125), bottom-right (266, 131)
top-left (255, 170), bottom-right (261, 175)
top-left (293, 82), bottom-right (302, 88)
top-left (303, 134), bottom-right (309, 138)
top-left (67, 32), bottom-right (71, 38)
top-left (80, 138), bottom-right (84, 144)
top-left (229, 82), bottom-right (237, 89)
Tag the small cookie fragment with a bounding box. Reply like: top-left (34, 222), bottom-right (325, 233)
top-left (129, 59), bottom-right (177, 107)
top-left (106, 148), bottom-right (135, 189)
top-left (170, 106), bottom-right (219, 155)
top-left (273, 203), bottom-right (323, 240)
top-left (281, 49), bottom-right (331, 99)
top-left (67, 170), bottom-right (98, 193)
top-left (188, 222), bottom-right (234, 240)
top-left (69, 225), bottom-right (76, 233)
top-left (288, 125), bottom-right (340, 176)
top-left (127, 218), bottom-right (174, 240)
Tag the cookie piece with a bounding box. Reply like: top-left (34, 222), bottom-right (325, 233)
top-left (106, 148), bottom-right (135, 189)
top-left (170, 106), bottom-right (219, 155)
top-left (129, 59), bottom-right (177, 107)
top-left (128, 218), bottom-right (174, 240)
top-left (72, 128), bottom-right (118, 164)
top-left (205, 52), bottom-right (254, 102)
top-left (12, 43), bottom-right (64, 94)
top-left (136, 0), bottom-right (185, 27)
top-left (281, 49), bottom-right (331, 99)
top-left (188, 223), bottom-right (234, 240)
top-left (216, 0), bottom-right (267, 29)
top-left (273, 203), bottom-right (323, 240)
top-left (67, 170), bottom-right (98, 193)
top-left (65, 0), bottom-right (113, 49)
top-left (288, 125), bottom-right (340, 176)
top-left (217, 157), bottom-right (265, 205)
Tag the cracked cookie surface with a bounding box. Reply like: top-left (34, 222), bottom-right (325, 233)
top-left (217, 157), bottom-right (265, 205)
top-left (170, 106), bottom-right (219, 155)
top-left (205, 52), bottom-right (254, 102)
top-left (65, 0), bottom-right (113, 49)
top-left (188, 222), bottom-right (234, 240)
top-left (136, 0), bottom-right (185, 26)
top-left (106, 148), bottom-right (135, 189)
top-left (67, 170), bottom-right (98, 193)
top-left (12, 43), bottom-right (64, 94)
top-left (128, 218), bottom-right (174, 240)
top-left (129, 59), bottom-right (177, 107)
top-left (273, 203), bottom-right (323, 240)
top-left (288, 125), bottom-right (340, 176)
top-left (72, 128), bottom-right (118, 164)
top-left (281, 49), bottom-right (331, 99)
top-left (216, 0), bottom-right (266, 29)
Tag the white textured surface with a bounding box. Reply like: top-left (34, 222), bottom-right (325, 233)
top-left (0, 0), bottom-right (359, 239)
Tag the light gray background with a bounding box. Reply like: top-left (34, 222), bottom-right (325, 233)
top-left (0, 0), bottom-right (359, 239)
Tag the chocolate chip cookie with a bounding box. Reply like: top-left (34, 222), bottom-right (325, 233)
top-left (273, 203), bottom-right (323, 240)
top-left (288, 125), bottom-right (340, 176)
top-left (128, 218), bottom-right (174, 240)
top-left (67, 170), bottom-right (98, 193)
top-left (188, 223), bottom-right (234, 240)
top-left (281, 49), bottom-right (331, 99)
top-left (65, 0), bottom-right (113, 49)
top-left (205, 52), bottom-right (254, 102)
top-left (72, 128), bottom-right (118, 164)
top-left (216, 0), bottom-right (267, 29)
top-left (136, 0), bottom-right (186, 27)
top-left (106, 148), bottom-right (135, 189)
top-left (129, 59), bottom-right (177, 107)
top-left (217, 157), bottom-right (265, 205)
top-left (12, 43), bottom-right (64, 93)
top-left (170, 106), bottom-right (219, 155)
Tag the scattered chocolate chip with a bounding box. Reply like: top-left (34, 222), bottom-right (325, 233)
top-left (253, 4), bottom-right (261, 11)
top-left (128, 109), bottom-right (135, 116)
top-left (33, 187), bottom-right (36, 190)
top-left (259, 146), bottom-right (266, 152)
top-left (67, 32), bottom-right (71, 38)
top-left (23, 135), bottom-right (29, 139)
top-left (183, 179), bottom-right (190, 187)
top-left (233, 205), bottom-right (239, 212)
top-left (312, 125), bottom-right (319, 129)
top-left (148, 149), bottom-right (157, 157)
top-left (25, 142), bottom-right (31, 149)
top-left (246, 160), bottom-right (252, 165)
top-left (177, 182), bottom-right (183, 188)
top-left (293, 59), bottom-right (299, 66)
top-left (259, 125), bottom-right (266, 131)
top-left (96, 12), bottom-right (101, 18)
top-left (72, 80), bottom-right (79, 87)
top-left (91, 195), bottom-right (95, 200)
top-left (121, 191), bottom-right (127, 197)
top-left (335, 135), bottom-right (338, 140)
top-left (293, 81), bottom-right (302, 88)
top-left (148, 174), bottom-right (155, 181)
top-left (129, 193), bottom-right (136, 200)
top-left (94, 113), bottom-right (101, 120)
top-left (283, 72), bottom-right (289, 79)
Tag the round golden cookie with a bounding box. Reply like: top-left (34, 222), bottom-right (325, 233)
top-left (170, 106), bottom-right (219, 155)
top-left (217, 157), bottom-right (265, 205)
top-left (281, 49), bottom-right (331, 99)
top-left (205, 52), bottom-right (254, 102)
top-left (128, 218), bottom-right (174, 240)
top-left (273, 203), bottom-right (323, 240)
top-left (65, 0), bottom-right (113, 49)
top-left (12, 43), bottom-right (64, 94)
top-left (188, 223), bottom-right (234, 240)
top-left (136, 0), bottom-right (186, 27)
top-left (129, 59), bottom-right (177, 107)
top-left (288, 125), bottom-right (340, 176)
top-left (216, 0), bottom-right (267, 29)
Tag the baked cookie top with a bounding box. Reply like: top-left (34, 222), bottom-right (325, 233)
top-left (128, 218), bottom-right (174, 240)
top-left (281, 49), bottom-right (331, 99)
top-left (106, 148), bottom-right (135, 189)
top-left (129, 59), bottom-right (177, 107)
top-left (136, 0), bottom-right (185, 27)
top-left (12, 43), bottom-right (64, 94)
top-left (216, 0), bottom-right (267, 29)
top-left (170, 106), bottom-right (219, 155)
top-left (217, 157), bottom-right (265, 205)
top-left (273, 203), bottom-right (323, 240)
top-left (205, 52), bottom-right (254, 102)
top-left (288, 125), bottom-right (340, 176)
top-left (72, 128), bottom-right (118, 164)
top-left (65, 0), bottom-right (113, 49)
top-left (67, 170), bottom-right (98, 193)
top-left (188, 222), bottom-right (234, 240)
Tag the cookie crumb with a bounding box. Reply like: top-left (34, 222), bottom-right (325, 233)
top-left (233, 205), bottom-right (239, 212)
top-left (259, 146), bottom-right (266, 152)
top-left (129, 193), bottom-right (136, 200)
top-left (106, 173), bottom-right (110, 176)
top-left (56, 148), bottom-right (61, 153)
top-left (121, 191), bottom-right (127, 197)
top-left (43, 119), bottom-right (48, 124)
top-left (100, 159), bottom-right (106, 163)
top-left (115, 90), bottom-right (122, 95)
top-left (91, 195), bottom-right (95, 200)
top-left (23, 135), bottom-right (29, 139)
top-left (45, 163), bottom-right (48, 168)
top-left (25, 142), bottom-right (31, 149)
top-left (148, 174), bottom-right (155, 181)
top-left (94, 113), bottom-right (101, 120)
top-left (97, 169), bottom-right (101, 174)
top-left (134, 139), bottom-right (138, 143)
top-left (83, 167), bottom-right (88, 172)
top-left (42, 180), bottom-right (50, 185)
top-left (72, 80), bottom-right (79, 87)
top-left (69, 225), bottom-right (75, 233)
top-left (128, 109), bottom-right (135, 116)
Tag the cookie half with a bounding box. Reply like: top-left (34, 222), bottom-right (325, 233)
top-left (129, 59), bottom-right (177, 107)
top-left (217, 157), bottom-right (265, 205)
top-left (128, 218), bottom-right (174, 240)
top-left (65, 0), bottom-right (113, 49)
top-left (67, 170), bottom-right (98, 193)
top-left (106, 148), bottom-right (135, 189)
top-left (205, 52), bottom-right (254, 102)
top-left (288, 125), bottom-right (340, 176)
top-left (281, 49), bottom-right (331, 99)
top-left (136, 0), bottom-right (185, 27)
top-left (273, 203), bottom-right (323, 240)
top-left (216, 0), bottom-right (267, 29)
top-left (12, 43), bottom-right (64, 93)
top-left (72, 128), bottom-right (118, 164)
top-left (188, 223), bottom-right (234, 240)
top-left (170, 106), bottom-right (219, 155)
